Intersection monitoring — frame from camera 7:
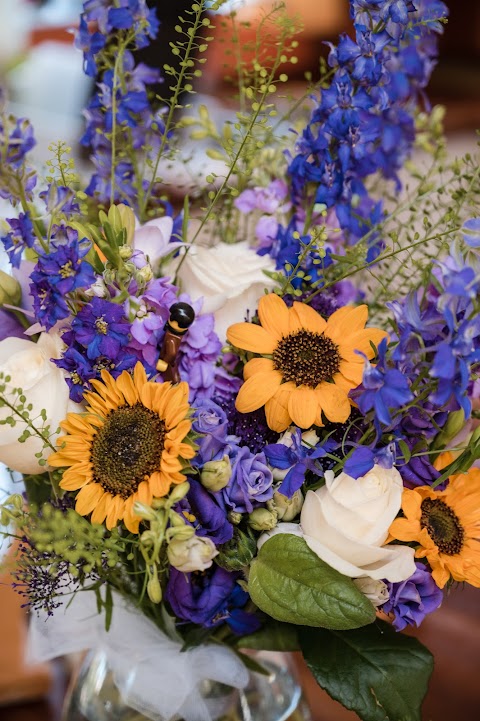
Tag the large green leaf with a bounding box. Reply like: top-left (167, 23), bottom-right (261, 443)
top-left (248, 534), bottom-right (375, 630)
top-left (237, 619), bottom-right (300, 651)
top-left (299, 621), bottom-right (434, 721)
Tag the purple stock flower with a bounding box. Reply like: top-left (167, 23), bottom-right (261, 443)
top-left (126, 277), bottom-right (177, 368)
top-left (383, 562), bottom-right (443, 631)
top-left (177, 299), bottom-right (222, 403)
top-left (220, 446), bottom-right (273, 514)
top-left (166, 565), bottom-right (260, 634)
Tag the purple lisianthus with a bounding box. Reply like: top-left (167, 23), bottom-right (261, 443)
top-left (66, 297), bottom-right (130, 361)
top-left (166, 565), bottom-right (260, 634)
top-left (220, 446), bottom-right (273, 514)
top-left (192, 399), bottom-right (229, 464)
top-left (383, 562), bottom-right (443, 631)
top-left (177, 479), bottom-right (233, 545)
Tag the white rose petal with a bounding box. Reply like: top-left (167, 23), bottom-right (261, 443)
top-left (167, 241), bottom-right (276, 341)
top-left (300, 465), bottom-right (415, 583)
top-left (0, 333), bottom-right (80, 474)
top-left (257, 522), bottom-right (304, 551)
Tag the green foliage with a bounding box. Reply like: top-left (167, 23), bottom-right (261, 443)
top-left (248, 534), bottom-right (376, 630)
top-left (0, 373), bottom-right (56, 464)
top-left (299, 621), bottom-right (434, 721)
top-left (215, 525), bottom-right (257, 571)
top-left (237, 619), bottom-right (300, 652)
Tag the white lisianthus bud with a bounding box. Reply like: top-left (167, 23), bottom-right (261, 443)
top-left (166, 524), bottom-right (196, 542)
top-left (167, 535), bottom-right (218, 573)
top-left (268, 487), bottom-right (304, 521)
top-left (201, 455), bottom-right (232, 491)
top-left (0, 270), bottom-right (21, 307)
top-left (248, 508), bottom-right (278, 531)
top-left (136, 264), bottom-right (154, 284)
top-left (119, 244), bottom-right (133, 260)
top-left (353, 578), bottom-right (390, 607)
top-left (166, 481), bottom-right (190, 507)
top-left (86, 277), bottom-right (108, 298)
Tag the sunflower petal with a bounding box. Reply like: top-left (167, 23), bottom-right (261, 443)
top-left (325, 305), bottom-right (369, 342)
top-left (236, 371), bottom-right (283, 413)
top-left (287, 386), bottom-right (319, 428)
top-left (265, 384), bottom-right (295, 432)
top-left (74, 483), bottom-right (104, 515)
top-left (227, 323), bottom-right (276, 354)
top-left (316, 382), bottom-right (351, 423)
top-left (244, 357), bottom-right (275, 380)
top-left (290, 302), bottom-right (327, 334)
top-left (258, 294), bottom-right (290, 340)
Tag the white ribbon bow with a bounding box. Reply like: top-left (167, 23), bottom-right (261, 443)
top-left (27, 590), bottom-right (249, 721)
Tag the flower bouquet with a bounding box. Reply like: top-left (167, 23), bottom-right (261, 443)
top-left (1, 1), bottom-right (480, 720)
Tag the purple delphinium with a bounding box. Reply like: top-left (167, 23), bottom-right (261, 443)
top-left (220, 446), bottom-right (273, 514)
top-left (166, 565), bottom-right (260, 634)
top-left (382, 562), bottom-right (443, 631)
top-left (29, 233), bottom-right (96, 329)
top-left (1, 213), bottom-right (36, 269)
top-left (64, 296), bottom-right (130, 361)
top-left (265, 429), bottom-right (337, 498)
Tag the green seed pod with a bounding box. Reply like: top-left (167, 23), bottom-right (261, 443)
top-left (215, 527), bottom-right (257, 571)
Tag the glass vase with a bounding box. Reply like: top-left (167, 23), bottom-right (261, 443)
top-left (62, 649), bottom-right (310, 721)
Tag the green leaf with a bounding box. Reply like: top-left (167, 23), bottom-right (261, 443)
top-left (299, 621), bottom-right (433, 721)
top-left (248, 534), bottom-right (375, 630)
top-left (237, 619), bottom-right (300, 652)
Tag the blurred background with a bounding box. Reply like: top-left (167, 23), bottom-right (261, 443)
top-left (0, 1), bottom-right (479, 720)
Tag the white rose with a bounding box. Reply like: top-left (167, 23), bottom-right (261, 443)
top-left (168, 241), bottom-right (276, 341)
top-left (301, 465), bottom-right (415, 583)
top-left (0, 333), bottom-right (80, 474)
top-left (167, 535), bottom-right (218, 573)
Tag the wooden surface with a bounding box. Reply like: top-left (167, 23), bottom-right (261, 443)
top-left (1, 585), bottom-right (478, 721)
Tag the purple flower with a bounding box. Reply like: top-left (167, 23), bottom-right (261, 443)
top-left (343, 444), bottom-right (395, 479)
top-left (67, 297), bottom-right (130, 361)
top-left (462, 217), bottom-right (480, 248)
top-left (220, 446), bottom-right (273, 514)
top-left (177, 299), bottom-right (222, 403)
top-left (178, 479), bottom-right (233, 545)
top-left (192, 399), bottom-right (229, 464)
top-left (383, 562), bottom-right (443, 631)
top-left (166, 565), bottom-right (260, 634)
top-left (265, 429), bottom-right (336, 498)
top-left (1, 213), bottom-right (36, 268)
top-left (39, 185), bottom-right (80, 216)
top-left (0, 310), bottom-right (26, 341)
top-left (126, 277), bottom-right (177, 368)
top-left (354, 338), bottom-right (414, 428)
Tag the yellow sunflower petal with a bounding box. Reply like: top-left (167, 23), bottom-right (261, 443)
top-left (287, 386), bottom-right (319, 429)
top-left (74, 483), bottom-right (104, 515)
top-left (258, 293), bottom-right (290, 340)
top-left (290, 302), bottom-right (327, 335)
top-left (325, 304), bottom-right (368, 342)
top-left (227, 322), bottom-right (277, 354)
top-left (116, 369), bottom-right (139, 405)
top-left (235, 371), bottom-right (283, 413)
top-left (265, 383), bottom-right (295, 432)
top-left (315, 382), bottom-right (351, 423)
top-left (149, 471), bottom-right (171, 497)
top-left (137, 480), bottom-right (152, 506)
top-left (244, 357), bottom-right (275, 380)
top-left (339, 329), bottom-right (389, 362)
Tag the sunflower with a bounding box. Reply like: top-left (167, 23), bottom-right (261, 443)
top-left (389, 469), bottom-right (480, 588)
top-left (226, 293), bottom-right (387, 432)
top-left (49, 363), bottom-right (195, 533)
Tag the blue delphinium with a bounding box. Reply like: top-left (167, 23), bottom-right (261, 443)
top-left (264, 429), bottom-right (337, 498)
top-left (0, 115), bottom-right (37, 203)
top-left (64, 296), bottom-right (131, 360)
top-left (1, 212), bottom-right (36, 268)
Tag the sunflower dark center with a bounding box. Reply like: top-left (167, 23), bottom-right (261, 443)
top-left (420, 497), bottom-right (464, 555)
top-left (273, 329), bottom-right (341, 387)
top-left (90, 403), bottom-right (166, 499)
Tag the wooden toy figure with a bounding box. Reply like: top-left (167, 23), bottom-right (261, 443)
top-left (156, 302), bottom-right (195, 383)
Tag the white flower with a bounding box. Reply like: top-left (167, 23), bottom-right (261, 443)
top-left (257, 522), bottom-right (304, 551)
top-left (133, 216), bottom-right (183, 269)
top-left (268, 487), bottom-right (304, 521)
top-left (300, 465), bottom-right (415, 583)
top-left (167, 535), bottom-right (218, 573)
top-left (169, 241), bottom-right (276, 341)
top-left (353, 578), bottom-right (390, 607)
top-left (0, 333), bottom-right (80, 474)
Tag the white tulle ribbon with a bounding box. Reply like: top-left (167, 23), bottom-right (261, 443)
top-left (26, 589), bottom-right (249, 721)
